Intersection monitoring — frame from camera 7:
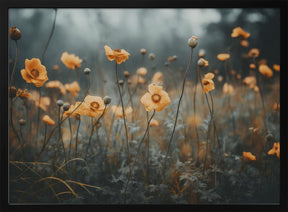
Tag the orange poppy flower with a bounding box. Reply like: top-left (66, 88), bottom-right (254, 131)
top-left (65, 81), bottom-right (80, 97)
top-left (21, 58), bottom-right (48, 87)
top-left (104, 45), bottom-right (130, 64)
top-left (217, 53), bottom-right (230, 62)
top-left (253, 86), bottom-right (259, 92)
top-left (268, 142), bottom-right (280, 158)
top-left (53, 65), bottom-right (59, 71)
top-left (111, 105), bottom-right (133, 119)
top-left (152, 72), bottom-right (164, 84)
top-left (42, 115), bottom-right (55, 126)
top-left (35, 97), bottom-right (51, 111)
top-left (61, 52), bottom-right (82, 70)
top-left (258, 64), bottom-right (273, 78)
top-left (231, 27), bottom-right (250, 39)
top-left (243, 76), bottom-right (257, 88)
top-left (214, 69), bottom-right (219, 75)
top-left (168, 56), bottom-right (176, 62)
top-left (273, 64), bottom-right (280, 72)
top-left (202, 72), bottom-right (215, 93)
top-left (84, 95), bottom-right (106, 116)
top-left (248, 48), bottom-right (260, 58)
top-left (16, 88), bottom-right (30, 99)
top-left (45, 80), bottom-right (66, 95)
top-left (240, 40), bottom-right (249, 47)
top-left (136, 67), bottom-right (148, 76)
top-left (149, 119), bottom-right (159, 127)
top-left (217, 75), bottom-right (223, 83)
top-left (242, 152), bottom-right (256, 161)
top-left (140, 83), bottom-right (171, 112)
top-left (273, 102), bottom-right (280, 111)
top-left (63, 101), bottom-right (90, 118)
top-left (223, 83), bottom-right (234, 94)
top-left (249, 63), bottom-right (256, 69)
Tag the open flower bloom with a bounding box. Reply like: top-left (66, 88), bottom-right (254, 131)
top-left (273, 64), bottom-right (280, 72)
top-left (111, 105), bottom-right (133, 119)
top-left (202, 72), bottom-right (215, 93)
top-left (248, 48), bottom-right (260, 58)
top-left (63, 101), bottom-right (90, 118)
top-left (42, 115), bottom-right (55, 126)
top-left (84, 95), bottom-right (106, 116)
top-left (240, 40), bottom-right (249, 47)
top-left (104, 45), bottom-right (130, 64)
top-left (217, 53), bottom-right (230, 62)
top-left (231, 27), bottom-right (250, 39)
top-left (136, 67), bottom-right (148, 76)
top-left (45, 80), bottom-right (66, 95)
top-left (259, 64), bottom-right (273, 78)
top-left (243, 76), bottom-right (257, 88)
top-left (243, 152), bottom-right (256, 161)
top-left (16, 88), bottom-right (30, 99)
top-left (65, 81), bottom-right (80, 97)
top-left (249, 63), bottom-right (256, 70)
top-left (61, 52), bottom-right (82, 70)
top-left (35, 97), bottom-right (51, 111)
top-left (223, 82), bottom-right (234, 94)
top-left (152, 72), bottom-right (164, 84)
top-left (268, 142), bottom-right (280, 158)
top-left (21, 58), bottom-right (48, 87)
top-left (140, 83), bottom-right (171, 112)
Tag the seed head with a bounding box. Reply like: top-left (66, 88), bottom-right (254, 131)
top-left (19, 118), bottom-right (26, 126)
top-left (83, 68), bottom-right (91, 75)
top-left (63, 103), bottom-right (70, 111)
top-left (56, 99), bottom-right (64, 107)
top-left (148, 53), bottom-right (155, 60)
top-left (188, 36), bottom-right (198, 48)
top-left (9, 86), bottom-right (17, 98)
top-left (10, 26), bottom-right (21, 41)
top-left (103, 96), bottom-right (111, 105)
top-left (140, 48), bottom-right (147, 55)
top-left (118, 80), bottom-right (124, 86)
top-left (124, 70), bottom-right (130, 78)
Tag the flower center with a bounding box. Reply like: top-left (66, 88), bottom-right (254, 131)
top-left (31, 69), bottom-right (39, 78)
top-left (151, 94), bottom-right (161, 103)
top-left (203, 80), bottom-right (210, 86)
top-left (114, 49), bottom-right (121, 53)
top-left (90, 102), bottom-right (100, 110)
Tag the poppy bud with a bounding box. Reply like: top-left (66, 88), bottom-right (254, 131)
top-left (83, 68), bottom-right (91, 75)
top-left (10, 26), bottom-right (21, 41)
top-left (56, 99), bottom-right (64, 107)
top-left (148, 53), bottom-right (155, 60)
top-left (63, 103), bottom-right (70, 111)
top-left (9, 86), bottom-right (17, 98)
top-left (124, 71), bottom-right (130, 78)
top-left (140, 48), bottom-right (147, 55)
top-left (118, 80), bottom-right (124, 86)
top-left (19, 118), bottom-right (26, 126)
top-left (103, 96), bottom-right (111, 105)
top-left (197, 58), bottom-right (208, 67)
top-left (188, 36), bottom-right (198, 48)
top-left (198, 49), bottom-right (206, 58)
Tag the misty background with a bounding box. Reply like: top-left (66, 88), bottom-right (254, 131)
top-left (8, 8), bottom-right (280, 95)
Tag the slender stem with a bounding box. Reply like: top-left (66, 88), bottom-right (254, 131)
top-left (8, 40), bottom-right (18, 92)
top-left (123, 109), bottom-right (155, 203)
top-left (68, 118), bottom-right (72, 161)
top-left (41, 9), bottom-right (57, 64)
top-left (58, 107), bottom-right (67, 163)
top-left (162, 47), bottom-right (194, 178)
top-left (115, 62), bottom-right (131, 173)
top-left (9, 97), bottom-right (21, 145)
top-left (193, 63), bottom-right (200, 163)
top-left (75, 116), bottom-right (81, 158)
top-left (146, 111), bottom-right (150, 184)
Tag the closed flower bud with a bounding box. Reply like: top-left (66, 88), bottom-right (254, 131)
top-left (198, 49), bottom-right (206, 58)
top-left (83, 68), bottom-right (91, 75)
top-left (124, 70), bottom-right (130, 78)
top-left (148, 53), bottom-right (155, 60)
top-left (10, 26), bottom-right (21, 41)
top-left (19, 118), bottom-right (26, 126)
top-left (140, 48), bottom-right (147, 55)
top-left (103, 96), bottom-right (111, 105)
top-left (197, 58), bottom-right (209, 67)
top-left (9, 86), bottom-right (17, 98)
top-left (188, 36), bottom-right (198, 48)
top-left (118, 80), bottom-right (124, 86)
top-left (56, 99), bottom-right (64, 107)
top-left (63, 103), bottom-right (70, 111)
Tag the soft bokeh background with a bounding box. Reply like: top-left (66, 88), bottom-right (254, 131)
top-left (8, 8), bottom-right (280, 93)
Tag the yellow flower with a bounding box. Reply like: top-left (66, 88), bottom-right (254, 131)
top-left (223, 83), bottom-right (234, 94)
top-left (61, 52), bottom-right (82, 70)
top-left (63, 101), bottom-right (89, 118)
top-left (152, 72), bottom-right (164, 84)
top-left (65, 81), bottom-right (80, 97)
top-left (104, 45), bottom-right (130, 64)
top-left (204, 73), bottom-right (215, 80)
top-left (21, 58), bottom-right (48, 87)
top-left (42, 115), bottom-right (55, 126)
top-left (217, 53), bottom-right (230, 62)
top-left (268, 142), bottom-right (280, 158)
top-left (231, 27), bottom-right (250, 39)
top-left (258, 64), bottom-right (273, 78)
top-left (111, 105), bottom-right (133, 119)
top-left (202, 72), bottom-right (215, 93)
top-left (240, 40), bottom-right (249, 47)
top-left (248, 48), bottom-right (260, 58)
top-left (45, 80), bottom-right (66, 95)
top-left (243, 76), bottom-right (257, 88)
top-left (136, 67), bottom-right (148, 76)
top-left (84, 95), bottom-right (106, 116)
top-left (16, 88), bottom-right (30, 99)
top-left (140, 83), bottom-right (171, 112)
top-left (242, 152), bottom-right (256, 161)
top-left (273, 64), bottom-right (280, 72)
